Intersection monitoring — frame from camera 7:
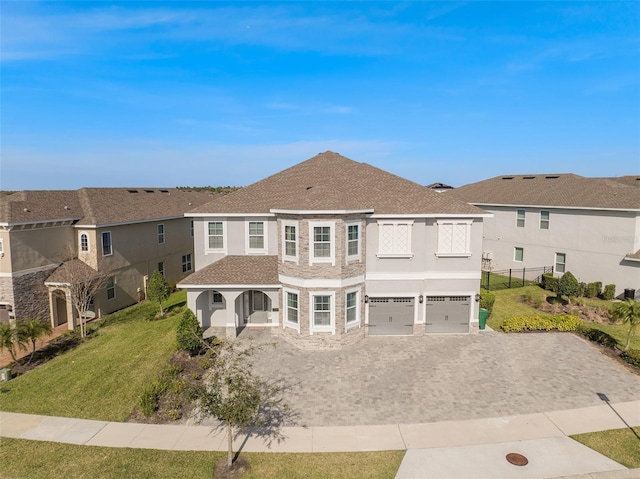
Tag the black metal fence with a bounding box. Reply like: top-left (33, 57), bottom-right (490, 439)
top-left (481, 266), bottom-right (554, 291)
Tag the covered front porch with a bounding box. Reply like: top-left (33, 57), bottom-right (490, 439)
top-left (178, 255), bottom-right (281, 339)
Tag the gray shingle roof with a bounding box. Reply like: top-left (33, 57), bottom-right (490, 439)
top-left (179, 256), bottom-right (279, 286)
top-left (449, 174), bottom-right (640, 210)
top-left (45, 259), bottom-right (98, 284)
top-left (0, 188), bottom-right (216, 225)
top-left (189, 151), bottom-right (484, 216)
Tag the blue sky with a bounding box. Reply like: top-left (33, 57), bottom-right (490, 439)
top-left (2, 1), bottom-right (639, 190)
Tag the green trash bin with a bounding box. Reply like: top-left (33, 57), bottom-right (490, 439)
top-left (479, 308), bottom-right (489, 330)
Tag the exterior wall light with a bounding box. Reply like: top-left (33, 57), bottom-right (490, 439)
top-left (419, 295), bottom-right (424, 303)
top-left (364, 295), bottom-right (369, 303)
top-left (475, 293), bottom-right (481, 302)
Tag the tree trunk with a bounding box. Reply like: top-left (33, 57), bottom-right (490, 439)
top-left (159, 302), bottom-right (164, 316)
top-left (625, 328), bottom-right (632, 351)
top-left (227, 423), bottom-right (233, 467)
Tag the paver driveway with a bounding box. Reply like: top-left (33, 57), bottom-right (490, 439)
top-left (244, 329), bottom-right (640, 427)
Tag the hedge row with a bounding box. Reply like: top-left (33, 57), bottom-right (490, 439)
top-left (502, 314), bottom-right (583, 333)
top-left (541, 273), bottom-right (616, 300)
top-left (479, 289), bottom-right (495, 313)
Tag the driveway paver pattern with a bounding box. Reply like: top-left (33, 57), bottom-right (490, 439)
top-left (241, 330), bottom-right (640, 427)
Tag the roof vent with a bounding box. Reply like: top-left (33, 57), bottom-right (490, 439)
top-left (23, 208), bottom-right (30, 213)
top-left (127, 189), bottom-right (138, 193)
top-left (144, 189), bottom-right (154, 193)
top-left (306, 186), bottom-right (313, 190)
top-left (545, 175), bottom-right (559, 179)
top-left (501, 176), bottom-right (514, 180)
top-left (64, 205), bottom-right (71, 210)
top-left (522, 176), bottom-right (535, 179)
top-left (160, 189), bottom-right (169, 193)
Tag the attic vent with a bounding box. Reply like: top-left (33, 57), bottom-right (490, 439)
top-left (127, 189), bottom-right (139, 193)
top-left (501, 177), bottom-right (514, 180)
top-left (144, 189), bottom-right (154, 193)
top-left (522, 176), bottom-right (535, 179)
top-left (545, 175), bottom-right (559, 179)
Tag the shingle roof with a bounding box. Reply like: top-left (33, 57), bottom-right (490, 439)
top-left (45, 259), bottom-right (98, 284)
top-left (179, 255), bottom-right (279, 286)
top-left (188, 151), bottom-right (484, 216)
top-left (449, 174), bottom-right (640, 210)
top-left (626, 249), bottom-right (640, 261)
top-left (0, 188), bottom-right (215, 225)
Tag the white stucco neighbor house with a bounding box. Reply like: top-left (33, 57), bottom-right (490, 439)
top-left (449, 174), bottom-right (640, 297)
top-left (178, 152), bottom-right (490, 349)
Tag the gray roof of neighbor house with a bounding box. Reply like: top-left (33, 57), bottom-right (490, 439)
top-left (179, 256), bottom-right (279, 286)
top-left (0, 188), bottom-right (216, 226)
top-left (188, 151), bottom-right (485, 216)
top-left (449, 174), bottom-right (640, 211)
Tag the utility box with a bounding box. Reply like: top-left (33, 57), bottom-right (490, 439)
top-left (624, 289), bottom-right (636, 300)
top-left (0, 368), bottom-right (12, 382)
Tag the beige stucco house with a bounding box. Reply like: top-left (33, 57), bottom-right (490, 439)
top-left (450, 174), bottom-right (640, 297)
top-left (178, 152), bottom-right (490, 349)
top-left (0, 188), bottom-right (213, 328)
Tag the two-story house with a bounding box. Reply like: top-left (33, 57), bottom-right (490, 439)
top-left (178, 152), bottom-right (489, 349)
top-left (0, 188), bottom-right (214, 328)
top-left (449, 174), bottom-right (640, 297)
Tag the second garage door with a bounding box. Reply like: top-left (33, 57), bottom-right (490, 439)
top-left (368, 297), bottom-right (414, 335)
top-left (425, 296), bottom-right (470, 333)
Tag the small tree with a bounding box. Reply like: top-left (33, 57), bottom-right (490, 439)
top-left (176, 309), bottom-right (203, 355)
top-left (0, 322), bottom-right (26, 363)
top-left (610, 299), bottom-right (640, 351)
top-left (147, 270), bottom-right (170, 316)
top-left (194, 340), bottom-right (285, 472)
top-left (558, 271), bottom-right (580, 303)
top-left (16, 318), bottom-right (53, 363)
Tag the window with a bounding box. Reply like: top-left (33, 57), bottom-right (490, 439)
top-left (182, 254), bottom-right (192, 273)
top-left (514, 247), bottom-right (524, 262)
top-left (106, 277), bottom-right (115, 300)
top-left (157, 224), bottom-right (165, 244)
top-left (436, 221), bottom-right (471, 256)
top-left (286, 291), bottom-right (298, 325)
top-left (540, 211), bottom-right (550, 230)
top-left (309, 222), bottom-right (335, 264)
top-left (207, 222), bottom-right (224, 250)
top-left (283, 223), bottom-right (297, 259)
top-left (377, 221), bottom-right (412, 256)
top-left (313, 295), bottom-right (331, 327)
top-left (190, 220), bottom-right (194, 237)
top-left (248, 221), bottom-right (265, 250)
top-left (347, 224), bottom-right (359, 259)
top-left (516, 209), bottom-right (525, 228)
top-left (211, 291), bottom-right (223, 305)
top-left (555, 253), bottom-right (566, 274)
top-left (346, 291), bottom-right (358, 325)
top-left (157, 261), bottom-right (164, 276)
top-left (101, 231), bottom-right (112, 256)
top-left (80, 233), bottom-right (89, 252)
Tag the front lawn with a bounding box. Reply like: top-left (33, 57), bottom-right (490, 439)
top-left (571, 427), bottom-right (640, 468)
top-left (0, 438), bottom-right (404, 479)
top-left (487, 286), bottom-right (551, 331)
top-left (0, 292), bottom-right (186, 421)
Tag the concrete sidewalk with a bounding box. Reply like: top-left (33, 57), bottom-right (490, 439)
top-left (1, 400), bottom-right (639, 478)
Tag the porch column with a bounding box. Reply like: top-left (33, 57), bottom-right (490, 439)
top-left (223, 291), bottom-right (238, 339)
top-left (47, 289), bottom-right (57, 329)
top-left (66, 290), bottom-right (75, 330)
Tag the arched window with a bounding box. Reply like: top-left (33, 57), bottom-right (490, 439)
top-left (80, 233), bottom-right (89, 252)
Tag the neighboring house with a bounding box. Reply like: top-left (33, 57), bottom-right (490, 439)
top-left (426, 182), bottom-right (455, 193)
top-left (178, 152), bottom-right (489, 349)
top-left (0, 188), bottom-right (214, 328)
top-left (449, 174), bottom-right (640, 296)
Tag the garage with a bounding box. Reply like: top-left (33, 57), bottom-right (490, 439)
top-left (368, 297), bottom-right (414, 335)
top-left (425, 296), bottom-right (471, 333)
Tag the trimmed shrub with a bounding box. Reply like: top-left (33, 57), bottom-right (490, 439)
top-left (139, 379), bottom-right (166, 417)
top-left (559, 271), bottom-right (580, 300)
top-left (578, 282), bottom-right (587, 298)
top-left (542, 273), bottom-right (559, 293)
top-left (578, 326), bottom-right (618, 348)
top-left (621, 349), bottom-right (640, 369)
top-left (586, 282), bottom-right (601, 298)
top-left (602, 284), bottom-right (616, 301)
top-left (176, 309), bottom-right (203, 356)
top-left (502, 314), bottom-right (583, 333)
top-left (479, 289), bottom-right (496, 313)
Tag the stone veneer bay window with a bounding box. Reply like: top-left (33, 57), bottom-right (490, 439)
top-left (346, 222), bottom-right (360, 261)
top-left (309, 221), bottom-right (335, 265)
top-left (282, 221), bottom-right (298, 262)
top-left (310, 291), bottom-right (335, 334)
top-left (345, 289), bottom-right (360, 329)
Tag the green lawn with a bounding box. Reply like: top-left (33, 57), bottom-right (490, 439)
top-left (571, 427), bottom-right (640, 469)
top-left (0, 292), bottom-right (186, 421)
top-left (487, 286), bottom-right (551, 331)
top-left (0, 438), bottom-right (404, 479)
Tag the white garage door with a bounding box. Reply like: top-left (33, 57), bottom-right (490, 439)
top-left (425, 296), bottom-right (470, 333)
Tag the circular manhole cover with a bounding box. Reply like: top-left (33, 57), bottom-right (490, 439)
top-left (506, 453), bottom-right (529, 466)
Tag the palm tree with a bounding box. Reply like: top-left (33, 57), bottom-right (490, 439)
top-left (0, 322), bottom-right (26, 363)
top-left (610, 299), bottom-right (640, 351)
top-left (17, 318), bottom-right (53, 363)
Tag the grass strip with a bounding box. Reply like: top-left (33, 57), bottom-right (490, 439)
top-left (571, 427), bottom-right (640, 469)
